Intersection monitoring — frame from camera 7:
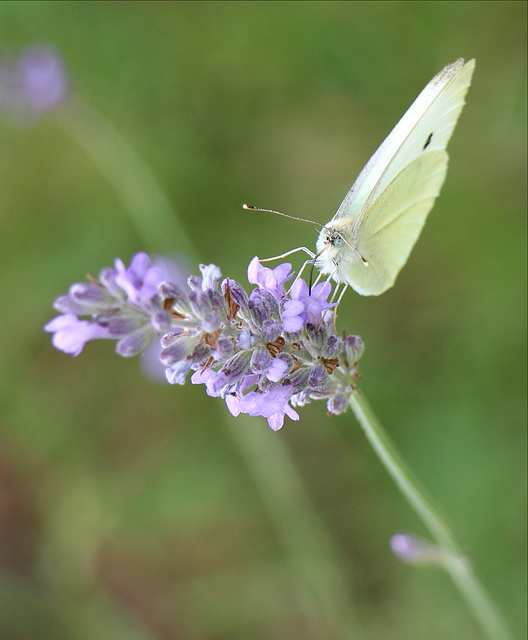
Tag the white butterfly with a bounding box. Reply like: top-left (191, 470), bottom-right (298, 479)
top-left (314, 58), bottom-right (475, 296)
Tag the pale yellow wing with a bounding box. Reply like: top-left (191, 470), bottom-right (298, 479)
top-left (339, 150), bottom-right (448, 295)
top-left (334, 59), bottom-right (474, 226)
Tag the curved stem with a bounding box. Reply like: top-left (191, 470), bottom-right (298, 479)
top-left (226, 416), bottom-right (361, 637)
top-left (51, 98), bottom-right (359, 635)
top-left (51, 95), bottom-right (512, 639)
top-left (349, 391), bottom-right (513, 640)
top-left (52, 99), bottom-right (196, 257)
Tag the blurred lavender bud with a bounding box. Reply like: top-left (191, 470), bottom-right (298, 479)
top-left (344, 335), bottom-right (364, 363)
top-left (0, 45), bottom-right (68, 123)
top-left (106, 314), bottom-right (145, 337)
top-left (390, 532), bottom-right (443, 566)
top-left (150, 310), bottom-right (171, 334)
top-left (327, 393), bottom-right (348, 415)
top-left (202, 311), bottom-right (222, 333)
top-left (188, 290), bottom-right (212, 318)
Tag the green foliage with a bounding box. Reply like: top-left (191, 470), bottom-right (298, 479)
top-left (0, 2), bottom-right (525, 638)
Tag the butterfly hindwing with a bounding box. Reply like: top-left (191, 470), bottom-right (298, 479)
top-left (343, 150), bottom-right (448, 295)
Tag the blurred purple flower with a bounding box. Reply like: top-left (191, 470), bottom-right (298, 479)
top-left (390, 532), bottom-right (443, 566)
top-left (0, 45), bottom-right (68, 122)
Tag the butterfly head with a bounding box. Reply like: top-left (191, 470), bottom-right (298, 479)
top-left (315, 221), bottom-right (369, 284)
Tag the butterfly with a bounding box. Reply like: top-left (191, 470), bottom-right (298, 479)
top-left (313, 58), bottom-right (475, 296)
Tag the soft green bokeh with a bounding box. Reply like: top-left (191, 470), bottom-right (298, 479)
top-left (0, 2), bottom-right (525, 639)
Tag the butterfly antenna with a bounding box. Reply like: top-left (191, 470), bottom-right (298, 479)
top-left (338, 233), bottom-right (368, 266)
top-left (243, 204), bottom-right (322, 231)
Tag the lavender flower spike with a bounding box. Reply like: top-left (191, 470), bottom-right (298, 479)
top-left (46, 254), bottom-right (364, 430)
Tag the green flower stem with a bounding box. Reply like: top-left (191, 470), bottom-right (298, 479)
top-left (52, 99), bottom-right (195, 257)
top-left (53, 96), bottom-right (511, 638)
top-left (349, 391), bottom-right (513, 640)
top-left (53, 101), bottom-right (360, 635)
top-left (226, 416), bottom-right (362, 637)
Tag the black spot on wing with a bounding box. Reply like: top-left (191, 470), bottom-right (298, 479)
top-left (423, 132), bottom-right (433, 150)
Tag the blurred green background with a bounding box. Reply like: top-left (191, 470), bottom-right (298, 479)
top-left (0, 2), bottom-right (526, 639)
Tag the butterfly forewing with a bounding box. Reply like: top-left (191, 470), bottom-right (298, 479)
top-left (333, 59), bottom-right (475, 228)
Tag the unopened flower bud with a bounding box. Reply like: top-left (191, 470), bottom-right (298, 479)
top-left (98, 267), bottom-right (123, 299)
top-left (251, 347), bottom-right (272, 373)
top-left (202, 311), bottom-right (221, 333)
top-left (261, 318), bottom-right (281, 342)
top-left (305, 322), bottom-right (326, 349)
top-left (69, 283), bottom-right (112, 310)
top-left (107, 314), bottom-right (145, 337)
top-left (116, 327), bottom-right (153, 357)
top-left (150, 310), bottom-right (171, 333)
top-left (159, 334), bottom-right (197, 365)
top-left (53, 294), bottom-right (87, 315)
top-left (220, 350), bottom-right (251, 381)
top-left (222, 278), bottom-right (249, 313)
top-left (188, 290), bottom-right (211, 317)
top-left (160, 328), bottom-right (187, 347)
top-left (390, 532), bottom-right (443, 566)
top-left (327, 393), bottom-right (348, 415)
top-left (308, 363), bottom-right (328, 390)
top-left (321, 335), bottom-right (343, 359)
top-left (289, 367), bottom-right (311, 393)
top-left (165, 359), bottom-right (193, 385)
top-left (187, 275), bottom-right (202, 291)
top-left (345, 335), bottom-right (364, 363)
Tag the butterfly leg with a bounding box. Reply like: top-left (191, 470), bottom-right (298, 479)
top-left (330, 283), bottom-right (349, 331)
top-left (285, 259), bottom-right (314, 295)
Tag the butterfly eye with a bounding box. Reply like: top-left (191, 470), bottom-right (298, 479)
top-left (324, 230), bottom-right (344, 247)
top-left (333, 234), bottom-right (345, 248)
